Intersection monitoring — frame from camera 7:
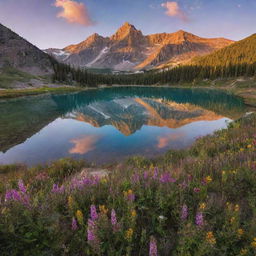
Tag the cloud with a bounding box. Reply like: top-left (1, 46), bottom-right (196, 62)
top-left (69, 135), bottom-right (100, 154)
top-left (157, 133), bottom-right (184, 149)
top-left (161, 1), bottom-right (188, 21)
top-left (54, 0), bottom-right (93, 26)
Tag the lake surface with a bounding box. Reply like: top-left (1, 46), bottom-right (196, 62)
top-left (0, 87), bottom-right (248, 166)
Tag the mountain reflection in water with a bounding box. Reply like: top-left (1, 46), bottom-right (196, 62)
top-left (0, 87), bottom-right (248, 166)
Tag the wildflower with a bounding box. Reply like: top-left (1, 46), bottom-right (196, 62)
top-left (240, 248), bottom-right (248, 255)
top-left (199, 203), bottom-right (206, 210)
top-left (87, 219), bottom-right (96, 241)
top-left (206, 231), bottom-right (216, 245)
top-left (230, 217), bottom-right (235, 224)
top-left (18, 180), bottom-right (26, 193)
top-left (181, 204), bottom-right (188, 221)
top-left (131, 173), bottom-right (140, 184)
top-left (125, 228), bottom-right (133, 241)
top-left (51, 184), bottom-right (65, 193)
top-left (72, 217), bottom-right (78, 231)
top-left (247, 144), bottom-right (252, 148)
top-left (76, 210), bottom-right (84, 225)
top-left (124, 189), bottom-right (135, 202)
top-left (240, 148), bottom-right (244, 152)
top-left (251, 237), bottom-right (256, 248)
top-left (68, 196), bottom-right (74, 210)
top-left (90, 205), bottom-right (98, 221)
top-left (131, 209), bottom-right (137, 218)
top-left (153, 167), bottom-right (159, 179)
top-left (205, 176), bottom-right (212, 183)
top-left (99, 205), bottom-right (108, 215)
top-left (195, 212), bottom-right (204, 227)
top-left (101, 178), bottom-right (108, 184)
top-left (193, 187), bottom-right (201, 193)
top-left (234, 204), bottom-right (240, 212)
top-left (237, 228), bottom-right (244, 236)
top-left (111, 209), bottom-right (117, 226)
top-left (149, 236), bottom-right (158, 256)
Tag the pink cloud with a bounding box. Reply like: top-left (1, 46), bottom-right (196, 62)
top-left (161, 1), bottom-right (188, 21)
top-left (54, 0), bottom-right (93, 26)
top-left (69, 135), bottom-right (99, 154)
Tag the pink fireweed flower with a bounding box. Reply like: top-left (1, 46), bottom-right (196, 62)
top-left (181, 204), bottom-right (188, 221)
top-left (149, 236), bottom-right (158, 256)
top-left (18, 179), bottom-right (26, 193)
top-left (72, 217), bottom-right (78, 231)
top-left (195, 211), bottom-right (204, 227)
top-left (111, 209), bottom-right (117, 226)
top-left (193, 187), bottom-right (201, 193)
top-left (90, 205), bottom-right (98, 221)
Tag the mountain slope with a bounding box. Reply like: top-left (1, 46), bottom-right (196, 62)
top-left (45, 22), bottom-right (233, 71)
top-left (192, 34), bottom-right (256, 66)
top-left (0, 23), bottom-right (53, 76)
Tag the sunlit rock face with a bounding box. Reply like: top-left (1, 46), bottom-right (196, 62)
top-left (45, 22), bottom-right (233, 71)
top-left (67, 97), bottom-right (223, 136)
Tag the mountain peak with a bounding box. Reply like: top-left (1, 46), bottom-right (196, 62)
top-left (110, 22), bottom-right (141, 41)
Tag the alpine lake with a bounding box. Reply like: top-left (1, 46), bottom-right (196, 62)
top-left (0, 87), bottom-right (250, 166)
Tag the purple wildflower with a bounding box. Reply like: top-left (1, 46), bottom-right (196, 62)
top-left (131, 173), bottom-right (140, 184)
top-left (195, 211), bottom-right (204, 227)
top-left (87, 219), bottom-right (96, 241)
top-left (72, 217), bottom-right (78, 231)
top-left (149, 236), bottom-right (158, 256)
top-left (153, 167), bottom-right (159, 179)
top-left (144, 171), bottom-right (149, 180)
top-left (90, 205), bottom-right (98, 221)
top-left (18, 180), bottom-right (26, 193)
top-left (159, 173), bottom-right (176, 183)
top-left (128, 193), bottom-right (135, 202)
top-left (51, 184), bottom-right (65, 193)
top-left (181, 204), bottom-right (188, 221)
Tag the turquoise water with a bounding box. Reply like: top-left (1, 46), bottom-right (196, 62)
top-left (0, 87), bottom-right (247, 166)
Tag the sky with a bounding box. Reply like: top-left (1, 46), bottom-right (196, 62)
top-left (0, 0), bottom-right (255, 49)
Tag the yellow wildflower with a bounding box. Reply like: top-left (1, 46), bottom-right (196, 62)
top-left (99, 205), bottom-right (108, 215)
top-left (251, 237), bottom-right (256, 248)
top-left (230, 217), bottom-right (235, 224)
top-left (205, 176), bottom-right (212, 183)
top-left (76, 210), bottom-right (84, 225)
top-left (125, 228), bottom-right (133, 241)
top-left (206, 231), bottom-right (216, 245)
top-left (199, 203), bottom-right (206, 210)
top-left (131, 209), bottom-right (137, 218)
top-left (234, 204), bottom-right (240, 212)
top-left (68, 196), bottom-right (74, 210)
top-left (240, 248), bottom-right (248, 255)
top-left (128, 189), bottom-right (133, 195)
top-left (240, 148), bottom-right (244, 152)
top-left (222, 171), bottom-right (226, 175)
top-left (237, 229), bottom-right (244, 236)
top-left (247, 144), bottom-right (252, 149)
top-left (101, 178), bottom-right (108, 184)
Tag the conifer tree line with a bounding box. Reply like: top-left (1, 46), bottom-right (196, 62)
top-left (52, 61), bottom-right (256, 87)
top-left (51, 34), bottom-right (256, 86)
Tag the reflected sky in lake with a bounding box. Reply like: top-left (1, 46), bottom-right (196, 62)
top-left (0, 87), bottom-right (247, 166)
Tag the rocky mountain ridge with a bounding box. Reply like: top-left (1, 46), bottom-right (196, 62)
top-left (45, 22), bottom-right (234, 71)
top-left (0, 23), bottom-right (53, 76)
